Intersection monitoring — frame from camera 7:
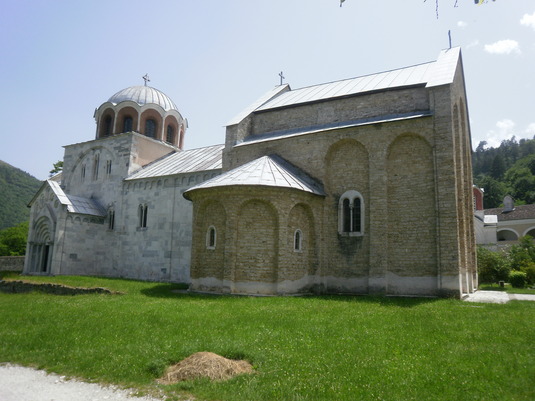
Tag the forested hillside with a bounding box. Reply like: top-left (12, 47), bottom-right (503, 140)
top-left (0, 161), bottom-right (42, 230)
top-left (472, 136), bottom-right (535, 209)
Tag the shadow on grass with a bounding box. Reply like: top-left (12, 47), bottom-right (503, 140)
top-left (304, 294), bottom-right (443, 307)
top-left (140, 283), bottom-right (222, 299)
top-left (140, 283), bottom-right (443, 307)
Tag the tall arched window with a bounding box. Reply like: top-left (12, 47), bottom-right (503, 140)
top-left (166, 125), bottom-right (175, 144)
top-left (123, 116), bottom-right (133, 133)
top-left (103, 115), bottom-right (112, 137)
top-left (339, 190), bottom-right (364, 236)
top-left (145, 119), bottom-right (156, 138)
top-left (206, 226), bottom-right (216, 249)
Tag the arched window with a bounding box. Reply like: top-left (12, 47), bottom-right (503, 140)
top-left (166, 125), bottom-right (175, 144)
top-left (123, 116), bottom-right (133, 133)
top-left (145, 119), bottom-right (156, 138)
top-left (138, 204), bottom-right (148, 228)
top-left (206, 226), bottom-right (216, 249)
top-left (294, 229), bottom-right (303, 252)
top-left (339, 190), bottom-right (364, 236)
top-left (103, 115), bottom-right (112, 137)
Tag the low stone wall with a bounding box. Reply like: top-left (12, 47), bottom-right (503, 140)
top-left (0, 256), bottom-right (25, 272)
top-left (0, 280), bottom-right (120, 295)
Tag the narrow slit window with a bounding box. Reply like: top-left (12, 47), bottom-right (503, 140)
top-left (294, 229), bottom-right (302, 252)
top-left (108, 209), bottom-right (115, 230)
top-left (93, 154), bottom-right (100, 180)
top-left (206, 226), bottom-right (216, 249)
top-left (139, 204), bottom-right (148, 228)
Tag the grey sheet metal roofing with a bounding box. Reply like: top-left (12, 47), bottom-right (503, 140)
top-left (228, 47), bottom-right (461, 124)
top-left (48, 181), bottom-right (106, 217)
top-left (126, 144), bottom-right (224, 180)
top-left (108, 85), bottom-right (178, 111)
top-left (184, 154), bottom-right (325, 199)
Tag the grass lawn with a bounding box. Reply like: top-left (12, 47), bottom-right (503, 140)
top-left (1, 273), bottom-right (534, 401)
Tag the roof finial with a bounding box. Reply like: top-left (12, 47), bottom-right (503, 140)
top-left (278, 71), bottom-right (285, 86)
top-left (142, 73), bottom-right (150, 86)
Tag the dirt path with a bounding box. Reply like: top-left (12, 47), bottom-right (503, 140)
top-left (0, 364), bottom-right (164, 401)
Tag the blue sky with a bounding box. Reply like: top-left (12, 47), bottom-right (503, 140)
top-left (1, 0), bottom-right (534, 179)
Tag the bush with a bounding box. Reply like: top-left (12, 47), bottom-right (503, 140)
top-left (508, 236), bottom-right (535, 285)
top-left (477, 246), bottom-right (510, 284)
top-left (518, 261), bottom-right (535, 285)
top-left (509, 271), bottom-right (527, 288)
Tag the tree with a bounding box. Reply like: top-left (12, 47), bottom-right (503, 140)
top-left (0, 221), bottom-right (29, 256)
top-left (528, 158), bottom-right (535, 175)
top-left (475, 175), bottom-right (507, 208)
top-left (504, 166), bottom-right (535, 205)
top-left (490, 154), bottom-right (506, 179)
top-left (49, 161), bottom-right (63, 177)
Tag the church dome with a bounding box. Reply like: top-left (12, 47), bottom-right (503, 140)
top-left (108, 85), bottom-right (178, 111)
top-left (95, 82), bottom-right (186, 149)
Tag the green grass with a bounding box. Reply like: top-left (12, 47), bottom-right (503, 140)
top-left (1, 273), bottom-right (534, 401)
top-left (479, 283), bottom-right (535, 294)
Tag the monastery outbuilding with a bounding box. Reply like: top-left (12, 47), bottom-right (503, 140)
top-left (25, 47), bottom-right (477, 298)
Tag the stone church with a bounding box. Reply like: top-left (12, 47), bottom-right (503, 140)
top-left (25, 47), bottom-right (476, 297)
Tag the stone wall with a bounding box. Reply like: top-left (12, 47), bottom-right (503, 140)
top-left (0, 280), bottom-right (118, 295)
top-left (0, 256), bottom-right (24, 272)
top-left (190, 52), bottom-right (476, 298)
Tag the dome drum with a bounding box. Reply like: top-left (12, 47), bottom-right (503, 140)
top-left (94, 85), bottom-right (186, 149)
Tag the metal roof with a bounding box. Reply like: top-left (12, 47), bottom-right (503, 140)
top-left (126, 144), bottom-right (224, 180)
top-left (227, 48), bottom-right (461, 124)
top-left (184, 154), bottom-right (324, 199)
top-left (48, 180), bottom-right (106, 217)
top-left (226, 84), bottom-right (290, 126)
top-left (108, 85), bottom-right (178, 111)
top-left (257, 62), bottom-right (433, 112)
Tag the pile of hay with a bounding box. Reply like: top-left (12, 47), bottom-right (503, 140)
top-left (158, 352), bottom-right (253, 384)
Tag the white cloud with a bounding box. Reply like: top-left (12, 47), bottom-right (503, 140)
top-left (484, 39), bottom-right (521, 55)
top-left (475, 120), bottom-right (535, 149)
top-left (457, 21), bottom-right (467, 28)
top-left (520, 11), bottom-right (535, 30)
top-left (466, 39), bottom-right (479, 49)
